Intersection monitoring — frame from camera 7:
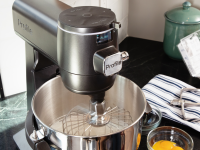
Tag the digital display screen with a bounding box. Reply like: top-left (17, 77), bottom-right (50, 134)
top-left (96, 31), bottom-right (112, 44)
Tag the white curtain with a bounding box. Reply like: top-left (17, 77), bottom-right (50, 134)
top-left (0, 0), bottom-right (26, 97)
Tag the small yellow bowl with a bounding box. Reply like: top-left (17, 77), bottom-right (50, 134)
top-left (147, 126), bottom-right (194, 150)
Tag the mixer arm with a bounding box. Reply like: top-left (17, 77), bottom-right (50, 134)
top-left (93, 46), bottom-right (129, 76)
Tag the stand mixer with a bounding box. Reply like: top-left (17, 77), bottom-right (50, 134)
top-left (12, 0), bottom-right (148, 149)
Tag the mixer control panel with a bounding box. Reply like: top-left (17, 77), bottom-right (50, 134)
top-left (96, 31), bottom-right (112, 44)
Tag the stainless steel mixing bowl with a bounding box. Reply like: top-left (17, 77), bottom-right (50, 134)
top-left (31, 75), bottom-right (147, 150)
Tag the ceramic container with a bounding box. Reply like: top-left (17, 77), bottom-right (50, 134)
top-left (164, 1), bottom-right (200, 60)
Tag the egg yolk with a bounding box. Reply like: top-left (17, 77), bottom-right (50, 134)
top-left (152, 140), bottom-right (183, 150)
top-left (137, 133), bottom-right (141, 149)
top-left (171, 147), bottom-right (184, 150)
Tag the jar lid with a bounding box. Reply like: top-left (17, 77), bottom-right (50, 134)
top-left (165, 1), bottom-right (200, 24)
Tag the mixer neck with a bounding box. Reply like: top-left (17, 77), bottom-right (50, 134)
top-left (89, 92), bottom-right (105, 103)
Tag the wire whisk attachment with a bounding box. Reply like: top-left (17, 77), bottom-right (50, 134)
top-left (49, 105), bottom-right (133, 137)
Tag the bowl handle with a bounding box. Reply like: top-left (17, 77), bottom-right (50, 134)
top-left (34, 140), bottom-right (51, 150)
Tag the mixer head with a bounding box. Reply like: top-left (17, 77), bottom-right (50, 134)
top-left (57, 6), bottom-right (129, 95)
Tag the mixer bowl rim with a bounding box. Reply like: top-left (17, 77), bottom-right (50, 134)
top-left (31, 75), bottom-right (147, 138)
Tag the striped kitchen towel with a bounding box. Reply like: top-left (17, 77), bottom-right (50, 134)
top-left (142, 74), bottom-right (200, 132)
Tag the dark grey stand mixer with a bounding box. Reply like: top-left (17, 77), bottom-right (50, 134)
top-left (12, 0), bottom-right (148, 149)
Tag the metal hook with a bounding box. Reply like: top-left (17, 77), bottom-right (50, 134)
top-left (170, 87), bottom-right (200, 122)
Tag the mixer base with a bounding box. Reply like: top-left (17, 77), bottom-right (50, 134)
top-left (13, 129), bottom-right (32, 150)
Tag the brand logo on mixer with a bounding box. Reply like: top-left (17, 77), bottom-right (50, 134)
top-left (106, 61), bottom-right (121, 70)
top-left (18, 19), bottom-right (32, 34)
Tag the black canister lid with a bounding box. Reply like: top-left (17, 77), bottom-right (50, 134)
top-left (58, 6), bottom-right (116, 34)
